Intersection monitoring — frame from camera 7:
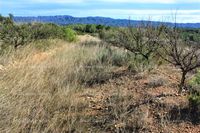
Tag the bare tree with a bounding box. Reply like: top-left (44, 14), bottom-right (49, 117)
top-left (103, 22), bottom-right (164, 63)
top-left (159, 26), bottom-right (200, 93)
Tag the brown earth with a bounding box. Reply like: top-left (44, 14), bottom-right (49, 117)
top-left (1, 35), bottom-right (200, 132)
top-left (76, 65), bottom-right (200, 132)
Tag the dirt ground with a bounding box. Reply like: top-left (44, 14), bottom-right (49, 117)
top-left (1, 35), bottom-right (200, 132)
top-left (77, 65), bottom-right (200, 132)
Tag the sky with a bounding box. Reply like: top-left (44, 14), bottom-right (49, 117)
top-left (0, 0), bottom-right (200, 23)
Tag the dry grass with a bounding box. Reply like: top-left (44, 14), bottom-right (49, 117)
top-left (1, 36), bottom-right (198, 132)
top-left (0, 39), bottom-right (116, 132)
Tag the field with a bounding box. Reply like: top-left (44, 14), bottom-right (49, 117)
top-left (0, 15), bottom-right (200, 132)
top-left (0, 34), bottom-right (199, 132)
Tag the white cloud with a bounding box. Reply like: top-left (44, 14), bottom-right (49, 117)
top-left (32, 0), bottom-right (84, 3)
top-left (22, 9), bottom-right (200, 23)
top-left (29, 0), bottom-right (200, 4)
top-left (98, 0), bottom-right (176, 3)
top-left (99, 0), bottom-right (200, 3)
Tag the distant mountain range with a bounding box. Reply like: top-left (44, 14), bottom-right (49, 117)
top-left (14, 15), bottom-right (200, 28)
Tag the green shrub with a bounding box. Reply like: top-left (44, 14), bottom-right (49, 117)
top-left (0, 16), bottom-right (66, 50)
top-left (127, 54), bottom-right (154, 72)
top-left (68, 24), bottom-right (86, 34)
top-left (99, 29), bottom-right (118, 43)
top-left (31, 23), bottom-right (64, 40)
top-left (0, 21), bottom-right (32, 48)
top-left (64, 28), bottom-right (77, 42)
top-left (110, 50), bottom-right (129, 66)
top-left (96, 46), bottom-right (131, 67)
top-left (189, 93), bottom-right (200, 107)
top-left (97, 47), bottom-right (112, 64)
top-left (188, 93), bottom-right (200, 118)
top-left (67, 24), bottom-right (111, 35)
top-left (189, 70), bottom-right (200, 93)
top-left (190, 71), bottom-right (200, 85)
top-left (85, 24), bottom-right (96, 33)
top-left (81, 41), bottom-right (132, 67)
top-left (188, 71), bottom-right (200, 118)
top-left (0, 15), bottom-right (76, 51)
top-left (96, 24), bottom-right (104, 31)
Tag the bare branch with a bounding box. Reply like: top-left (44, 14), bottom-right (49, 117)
top-left (159, 25), bottom-right (200, 93)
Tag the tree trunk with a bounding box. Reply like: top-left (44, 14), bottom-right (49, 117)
top-left (179, 71), bottom-right (187, 94)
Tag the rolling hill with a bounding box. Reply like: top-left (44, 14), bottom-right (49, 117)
top-left (14, 15), bottom-right (200, 28)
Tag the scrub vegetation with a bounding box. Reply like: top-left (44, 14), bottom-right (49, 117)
top-left (0, 14), bottom-right (200, 132)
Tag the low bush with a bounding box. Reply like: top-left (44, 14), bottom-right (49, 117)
top-left (31, 23), bottom-right (64, 40)
top-left (188, 93), bottom-right (200, 121)
top-left (67, 24), bottom-right (111, 35)
top-left (127, 54), bottom-right (156, 72)
top-left (88, 45), bottom-right (130, 67)
top-left (64, 28), bottom-right (77, 42)
top-left (0, 23), bottom-right (32, 48)
top-left (81, 41), bottom-right (132, 67)
top-left (188, 71), bottom-right (200, 119)
top-left (0, 15), bottom-right (77, 51)
top-left (99, 29), bottom-right (118, 43)
top-left (189, 93), bottom-right (200, 108)
top-left (190, 70), bottom-right (200, 89)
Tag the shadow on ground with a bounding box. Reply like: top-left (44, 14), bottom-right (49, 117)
top-left (168, 105), bottom-right (200, 125)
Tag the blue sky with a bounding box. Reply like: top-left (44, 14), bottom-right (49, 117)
top-left (0, 0), bottom-right (200, 23)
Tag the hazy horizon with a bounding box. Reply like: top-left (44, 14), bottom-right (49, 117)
top-left (1, 0), bottom-right (200, 23)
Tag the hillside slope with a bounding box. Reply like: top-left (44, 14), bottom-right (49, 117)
top-left (14, 15), bottom-right (200, 28)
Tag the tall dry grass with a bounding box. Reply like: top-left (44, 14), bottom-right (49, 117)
top-left (0, 39), bottom-right (117, 132)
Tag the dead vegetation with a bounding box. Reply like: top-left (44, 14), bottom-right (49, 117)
top-left (0, 32), bottom-right (200, 133)
top-left (159, 27), bottom-right (200, 93)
